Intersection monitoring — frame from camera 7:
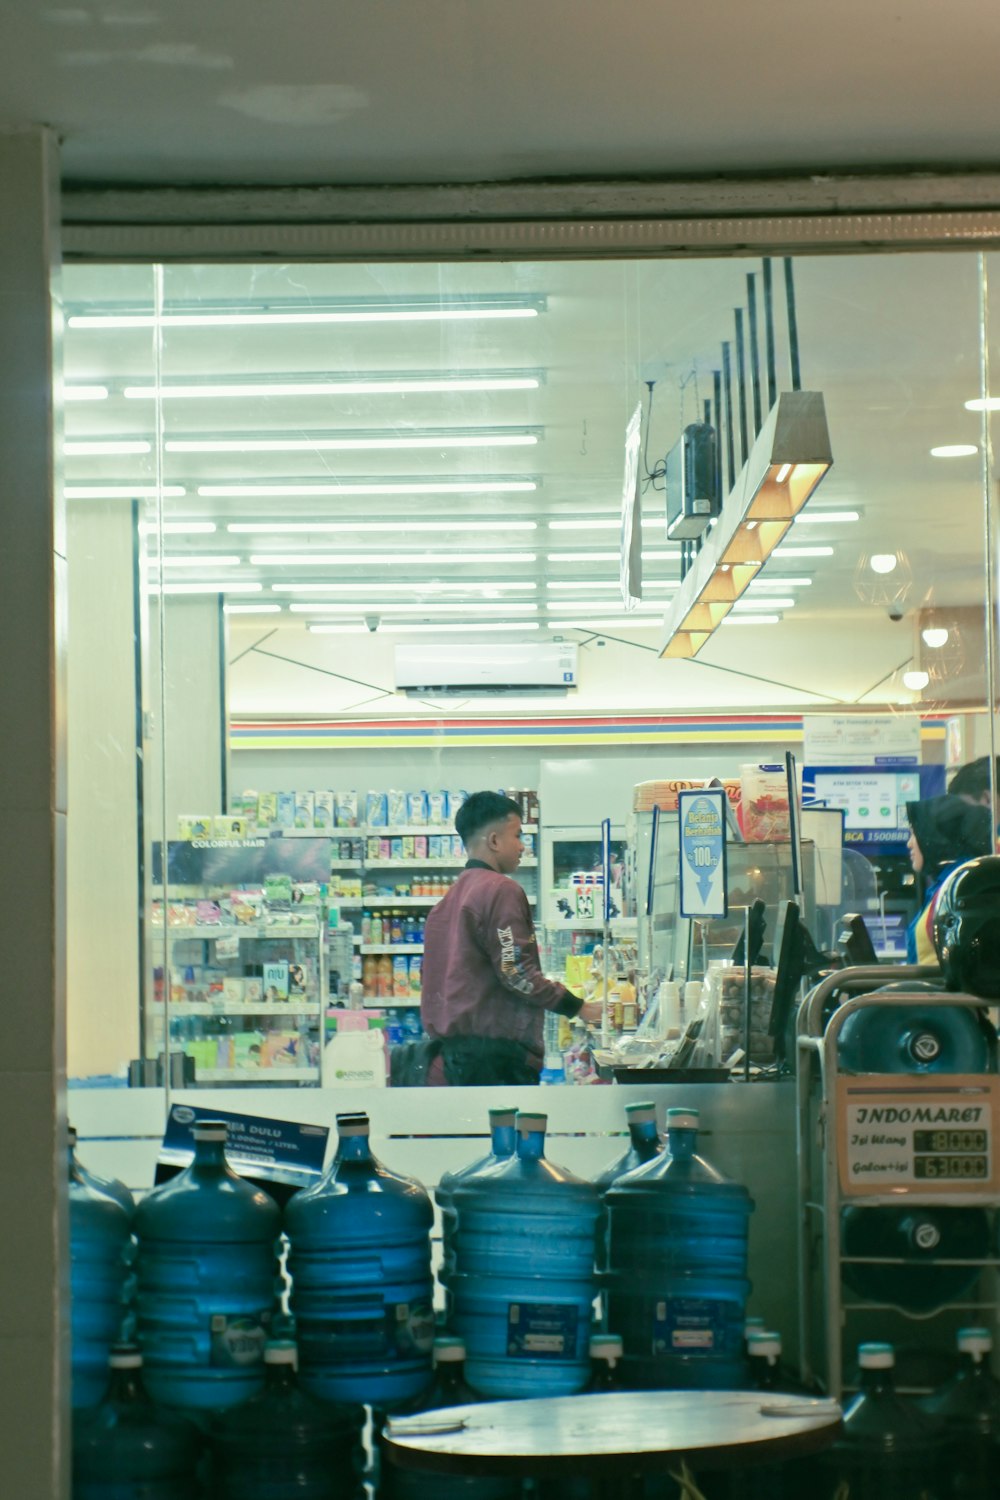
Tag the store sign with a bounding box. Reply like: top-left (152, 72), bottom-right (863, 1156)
top-left (836, 1076), bottom-right (1000, 1196)
top-left (619, 403), bottom-right (643, 608)
top-left (155, 1103), bottom-right (330, 1205)
top-left (802, 714), bottom-right (921, 767)
top-left (678, 789), bottom-right (728, 918)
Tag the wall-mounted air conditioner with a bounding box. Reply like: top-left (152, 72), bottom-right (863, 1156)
top-left (394, 642), bottom-right (578, 697)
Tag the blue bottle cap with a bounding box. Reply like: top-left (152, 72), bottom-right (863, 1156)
top-left (858, 1342), bottom-right (895, 1368)
top-left (516, 1112), bottom-right (547, 1131)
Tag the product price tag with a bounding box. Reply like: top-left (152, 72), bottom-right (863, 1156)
top-left (836, 1075), bottom-right (1000, 1196)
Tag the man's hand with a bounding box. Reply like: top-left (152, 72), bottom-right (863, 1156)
top-left (577, 999), bottom-right (605, 1025)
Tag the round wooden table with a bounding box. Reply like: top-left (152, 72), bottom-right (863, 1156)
top-left (383, 1389), bottom-right (843, 1489)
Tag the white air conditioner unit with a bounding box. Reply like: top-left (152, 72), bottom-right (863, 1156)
top-left (394, 642), bottom-right (578, 697)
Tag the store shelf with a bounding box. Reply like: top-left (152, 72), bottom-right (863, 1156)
top-left (360, 943), bottom-right (425, 955)
top-left (160, 1001), bottom-right (320, 1017)
top-left (330, 859), bottom-right (363, 870)
top-left (366, 857), bottom-right (537, 870)
top-left (260, 822), bottom-right (537, 837)
top-left (193, 1066), bottom-right (320, 1081)
top-left (161, 922), bottom-right (321, 941)
top-left (358, 895), bottom-right (441, 907)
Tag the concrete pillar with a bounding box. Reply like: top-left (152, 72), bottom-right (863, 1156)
top-left (0, 127), bottom-right (68, 1498)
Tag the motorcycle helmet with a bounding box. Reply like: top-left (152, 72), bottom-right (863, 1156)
top-left (933, 855), bottom-right (1000, 999)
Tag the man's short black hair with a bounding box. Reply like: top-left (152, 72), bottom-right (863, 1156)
top-left (455, 791), bottom-right (522, 846)
top-left (949, 756), bottom-right (1000, 802)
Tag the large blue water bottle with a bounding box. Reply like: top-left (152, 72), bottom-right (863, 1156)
top-left (450, 1110), bottom-right (601, 1399)
top-left (837, 983), bottom-right (995, 1074)
top-left (285, 1111), bottom-right (435, 1407)
top-left (72, 1343), bottom-right (201, 1500)
top-left (824, 1342), bottom-right (944, 1500)
top-left (921, 1327), bottom-right (1000, 1500)
top-left (604, 1106), bottom-right (754, 1389)
top-left (841, 1204), bottom-right (990, 1313)
top-left (70, 1125), bottom-right (136, 1219)
top-left (70, 1132), bottom-right (133, 1409)
top-left (593, 1101), bottom-right (662, 1274)
top-left (436, 1107), bottom-right (517, 1301)
top-left (211, 1339), bottom-right (366, 1500)
top-left (133, 1119), bottom-right (281, 1410)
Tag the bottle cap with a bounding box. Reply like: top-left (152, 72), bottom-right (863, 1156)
top-left (68, 1125), bottom-right (78, 1145)
top-left (666, 1108), bottom-right (699, 1130)
top-left (858, 1342), bottom-right (895, 1369)
top-left (516, 1113), bottom-right (547, 1132)
top-left (337, 1113), bottom-right (370, 1137)
top-left (683, 981), bottom-right (703, 1002)
top-left (264, 1341), bottom-right (298, 1367)
top-left (747, 1332), bottom-right (782, 1359)
top-left (958, 1328), bottom-right (993, 1360)
top-left (744, 1316), bottom-right (766, 1336)
top-left (590, 1334), bottom-right (623, 1361)
top-left (488, 1108), bottom-right (517, 1127)
top-left (625, 1102), bottom-right (657, 1122)
top-left (433, 1336), bottom-right (467, 1364)
top-left (192, 1121), bottom-right (228, 1142)
top-left (109, 1343), bottom-right (143, 1370)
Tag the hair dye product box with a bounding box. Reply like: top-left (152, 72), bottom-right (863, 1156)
top-left (257, 791), bottom-right (278, 829)
top-left (313, 790), bottom-right (335, 829)
top-left (414, 835), bottom-right (428, 859)
top-left (401, 836), bottom-right (414, 858)
top-left (387, 789), bottom-right (408, 825)
top-left (222, 977), bottom-right (245, 1004)
top-left (336, 790), bottom-right (359, 828)
top-left (366, 790), bottom-right (388, 827)
top-left (427, 790), bottom-right (447, 825)
top-left (448, 790), bottom-right (468, 819)
top-left (275, 791), bottom-right (296, 829)
top-left (406, 790), bottom-right (428, 826)
top-left (379, 838), bottom-right (391, 861)
top-left (214, 815), bottom-right (247, 840)
top-left (294, 791), bottom-right (315, 830)
top-left (452, 836), bottom-right (464, 859)
top-left (263, 961), bottom-right (289, 1002)
top-left (244, 977), bottom-right (263, 1003)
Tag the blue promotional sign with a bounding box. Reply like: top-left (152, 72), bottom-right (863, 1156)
top-left (155, 1103), bottom-right (330, 1206)
top-left (678, 789), bottom-right (728, 918)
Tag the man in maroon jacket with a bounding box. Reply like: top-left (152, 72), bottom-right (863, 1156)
top-left (421, 791), bottom-right (602, 1085)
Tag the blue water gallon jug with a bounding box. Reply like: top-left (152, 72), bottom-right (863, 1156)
top-left (285, 1111), bottom-right (435, 1408)
top-left (604, 1106), bottom-right (754, 1389)
top-left (841, 1204), bottom-right (990, 1313)
top-left (70, 1125), bottom-right (136, 1219)
top-left (436, 1107), bottom-right (517, 1296)
top-left (921, 1327), bottom-right (1000, 1500)
top-left (133, 1119), bottom-right (281, 1410)
top-left (211, 1340), bottom-right (365, 1500)
top-left (593, 1101), bottom-right (662, 1273)
top-left (72, 1343), bottom-right (201, 1500)
top-left (450, 1110), bottom-right (601, 1399)
top-left (70, 1135), bottom-right (133, 1409)
top-left (837, 983), bottom-right (995, 1074)
top-left (825, 1342), bottom-right (945, 1500)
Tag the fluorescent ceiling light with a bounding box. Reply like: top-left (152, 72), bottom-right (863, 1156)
top-left (65, 485), bottom-right (186, 499)
top-left (289, 602), bottom-right (538, 616)
top-left (250, 551), bottom-right (536, 567)
top-left (166, 434), bottom-right (538, 454)
top-left (792, 510), bottom-right (859, 524)
top-left (546, 549), bottom-right (681, 564)
top-left (545, 580), bottom-right (663, 592)
top-left (64, 440), bottom-right (151, 455)
top-left (272, 581), bottom-right (536, 595)
top-left (310, 620), bottom-right (541, 635)
top-left (152, 582), bottom-right (264, 595)
top-left (64, 385), bottom-right (109, 402)
top-left (718, 614), bottom-right (782, 626)
top-left (68, 302), bottom-right (542, 330)
top-left (156, 555), bottom-right (241, 568)
top-left (922, 627), bottom-right (949, 648)
top-left (547, 618), bottom-right (661, 631)
top-left (929, 444), bottom-right (978, 458)
top-left (138, 521), bottom-right (217, 536)
top-left (870, 553), bottom-right (898, 574)
top-left (224, 604), bottom-right (282, 615)
top-left (731, 596), bottom-right (795, 610)
top-left (546, 516), bottom-right (662, 532)
top-left (199, 481), bottom-right (538, 498)
top-left (228, 520), bottom-right (536, 535)
top-left (903, 669), bottom-right (930, 690)
top-left (965, 397), bottom-right (1000, 411)
top-left (773, 545), bottom-right (834, 559)
top-left (547, 601), bottom-right (668, 615)
top-left (124, 375), bottom-right (540, 399)
top-left (747, 576), bottom-right (811, 588)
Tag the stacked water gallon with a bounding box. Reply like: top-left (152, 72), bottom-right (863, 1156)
top-left (72, 1343), bottom-right (200, 1500)
top-left (68, 1125), bottom-right (135, 1409)
top-left (436, 1106), bottom-right (517, 1318)
top-left (592, 1100), bottom-right (662, 1274)
top-left (603, 1106), bottom-right (754, 1389)
top-left (449, 1111), bottom-right (601, 1397)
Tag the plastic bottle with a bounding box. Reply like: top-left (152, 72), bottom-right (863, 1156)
top-left (69, 1125), bottom-right (136, 1219)
top-left (376, 955), bottom-right (393, 999)
top-left (841, 1205), bottom-right (990, 1312)
top-left (435, 1108), bottom-right (518, 1302)
top-left (922, 1327), bottom-right (1000, 1500)
top-left (825, 1342), bottom-right (944, 1500)
top-left (133, 1119), bottom-right (281, 1410)
top-left (210, 1340), bottom-right (365, 1500)
top-left (286, 1112), bottom-right (435, 1407)
top-left (69, 1133), bottom-right (133, 1409)
top-left (837, 983), bottom-right (995, 1074)
top-left (450, 1111), bottom-right (601, 1398)
top-left (746, 1330), bottom-right (782, 1391)
top-left (589, 1333), bottom-right (624, 1391)
top-left (743, 1315), bottom-right (766, 1347)
top-left (362, 956), bottom-right (378, 998)
top-left (604, 1106), bottom-right (754, 1389)
top-left (72, 1343), bottom-right (201, 1500)
top-left (593, 1102), bottom-right (663, 1275)
top-left (370, 912), bottom-right (383, 946)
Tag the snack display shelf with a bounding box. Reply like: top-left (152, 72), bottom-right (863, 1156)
top-left (160, 923), bottom-right (322, 941)
top-left (270, 823), bottom-right (537, 838)
top-left (355, 895), bottom-right (442, 907)
top-left (365, 857), bottom-right (537, 870)
top-left (193, 1066), bottom-right (320, 1082)
top-left (159, 1001), bottom-right (321, 1017)
top-left (359, 943), bottom-right (426, 956)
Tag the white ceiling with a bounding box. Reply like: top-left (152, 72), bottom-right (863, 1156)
top-left (5, 0), bottom-right (1000, 186)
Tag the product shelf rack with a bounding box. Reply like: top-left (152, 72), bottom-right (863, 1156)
top-left (795, 965), bottom-right (1000, 1397)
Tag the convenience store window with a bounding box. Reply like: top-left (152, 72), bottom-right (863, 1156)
top-left (62, 251), bottom-right (1000, 1089)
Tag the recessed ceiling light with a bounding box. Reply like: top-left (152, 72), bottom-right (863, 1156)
top-left (166, 434), bottom-right (538, 454)
top-left (870, 553), bottom-right (898, 574)
top-left (289, 602), bottom-right (538, 616)
top-left (199, 481), bottom-right (538, 498)
top-left (922, 627), bottom-right (949, 648)
top-left (929, 445), bottom-right (978, 458)
top-left (903, 669), bottom-right (930, 690)
top-left (65, 485), bottom-right (187, 499)
top-left (250, 551), bottom-right (536, 567)
top-left (228, 520), bottom-right (536, 535)
top-left (224, 604), bottom-right (282, 615)
top-left (124, 375), bottom-right (541, 400)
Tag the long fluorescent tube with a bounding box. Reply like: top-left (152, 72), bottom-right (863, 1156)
top-left (152, 582), bottom-right (264, 595)
top-left (249, 551), bottom-right (537, 567)
top-left (309, 621), bottom-right (542, 635)
top-left (543, 576), bottom-right (809, 592)
top-left (731, 596), bottom-right (794, 610)
top-left (773, 545), bottom-right (834, 559)
top-left (138, 521), bottom-right (217, 536)
top-left (546, 550), bottom-right (681, 564)
top-left (546, 600), bottom-right (669, 615)
top-left (64, 440), bottom-right (151, 455)
top-left (125, 376), bottom-right (540, 399)
top-left (224, 604), bottom-right (282, 614)
top-left (66, 485), bottom-right (186, 499)
top-left (719, 614), bottom-right (782, 626)
top-left (289, 602), bottom-right (538, 616)
top-left (64, 385), bottom-right (109, 402)
top-left (271, 582), bottom-right (536, 595)
top-left (228, 520), bottom-right (536, 535)
top-left (546, 517), bottom-right (663, 532)
top-left (792, 510), bottom-right (859, 523)
top-left (167, 434), bottom-right (538, 454)
top-left (157, 555), bottom-right (241, 568)
top-left (965, 397), bottom-right (1000, 411)
top-left (547, 618), bottom-right (661, 631)
top-left (69, 303), bottom-right (542, 330)
top-left (200, 481), bottom-right (538, 498)
top-left (929, 444), bottom-right (977, 458)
